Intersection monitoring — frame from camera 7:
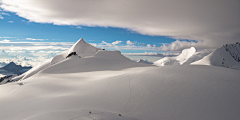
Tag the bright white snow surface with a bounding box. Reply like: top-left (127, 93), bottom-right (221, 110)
top-left (13, 38), bottom-right (103, 81)
top-left (1, 39), bottom-right (240, 120)
top-left (1, 65), bottom-right (240, 120)
top-left (192, 44), bottom-right (240, 70)
top-left (154, 47), bottom-right (210, 66)
top-left (51, 38), bottom-right (102, 65)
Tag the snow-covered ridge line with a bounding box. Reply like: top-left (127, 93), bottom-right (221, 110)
top-left (223, 42), bottom-right (240, 63)
top-left (192, 42), bottom-right (240, 70)
top-left (154, 47), bottom-right (210, 66)
top-left (1, 39), bottom-right (240, 119)
top-left (51, 38), bottom-right (102, 65)
top-left (11, 38), bottom-right (151, 82)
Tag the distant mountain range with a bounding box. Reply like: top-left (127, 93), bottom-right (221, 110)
top-left (0, 62), bottom-right (32, 85)
top-left (154, 42), bottom-right (240, 70)
top-left (154, 47), bottom-right (211, 66)
top-left (0, 62), bottom-right (32, 75)
top-left (1, 39), bottom-right (240, 120)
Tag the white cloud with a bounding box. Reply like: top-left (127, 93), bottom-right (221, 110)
top-left (112, 40), bottom-right (122, 45)
top-left (0, 41), bottom-right (74, 52)
top-left (126, 40), bottom-right (134, 45)
top-left (123, 52), bottom-right (179, 57)
top-left (76, 26), bottom-right (82, 29)
top-left (94, 41), bottom-right (162, 51)
top-left (0, 36), bottom-right (16, 38)
top-left (8, 21), bottom-right (13, 23)
top-left (147, 44), bottom-right (152, 47)
top-left (0, 39), bottom-right (10, 43)
top-left (9, 46), bottom-right (69, 51)
top-left (1, 0), bottom-right (239, 49)
top-left (26, 38), bottom-right (46, 41)
top-left (158, 40), bottom-right (211, 51)
top-left (0, 12), bottom-right (9, 16)
top-left (0, 15), bottom-right (3, 19)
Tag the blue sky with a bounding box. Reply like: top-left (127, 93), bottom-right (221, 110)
top-left (0, 0), bottom-right (239, 66)
top-left (0, 11), bottom-right (178, 53)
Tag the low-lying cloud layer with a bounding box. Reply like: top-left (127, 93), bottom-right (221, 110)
top-left (1, 0), bottom-right (240, 50)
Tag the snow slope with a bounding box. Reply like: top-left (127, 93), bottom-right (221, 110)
top-left (0, 74), bottom-right (18, 85)
top-left (192, 43), bottom-right (240, 70)
top-left (12, 38), bottom-right (103, 81)
top-left (0, 65), bottom-right (239, 120)
top-left (154, 47), bottom-right (210, 66)
top-left (2, 40), bottom-right (240, 120)
top-left (40, 50), bottom-right (151, 74)
top-left (51, 38), bottom-right (102, 65)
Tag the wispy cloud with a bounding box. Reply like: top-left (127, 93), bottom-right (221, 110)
top-left (0, 39), bottom-right (10, 43)
top-left (8, 46), bottom-right (69, 51)
top-left (126, 40), bottom-right (134, 45)
top-left (1, 0), bottom-right (239, 49)
top-left (0, 7), bottom-right (10, 19)
top-left (123, 52), bottom-right (179, 57)
top-left (93, 41), bottom-right (161, 51)
top-left (0, 40), bottom-right (74, 51)
top-left (112, 40), bottom-right (122, 45)
top-left (0, 50), bottom-right (63, 67)
top-left (157, 40), bottom-right (210, 51)
top-left (25, 38), bottom-right (47, 41)
top-left (0, 36), bottom-right (16, 38)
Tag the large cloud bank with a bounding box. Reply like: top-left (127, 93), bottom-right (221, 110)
top-left (1, 0), bottom-right (240, 50)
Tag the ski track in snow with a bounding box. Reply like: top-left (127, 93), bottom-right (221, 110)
top-left (2, 39), bottom-right (240, 120)
top-left (123, 74), bottom-right (132, 112)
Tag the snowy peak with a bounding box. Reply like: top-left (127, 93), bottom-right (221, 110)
top-left (51, 38), bottom-right (101, 65)
top-left (154, 47), bottom-right (210, 66)
top-left (2, 62), bottom-right (18, 70)
top-left (177, 47), bottom-right (196, 64)
top-left (1, 62), bottom-right (32, 74)
top-left (16, 38), bottom-right (151, 81)
top-left (192, 42), bottom-right (240, 70)
top-left (137, 59), bottom-right (153, 64)
top-left (40, 50), bottom-right (151, 74)
top-left (68, 38), bottom-right (101, 58)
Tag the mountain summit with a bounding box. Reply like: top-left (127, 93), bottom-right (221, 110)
top-left (12, 38), bottom-right (150, 81)
top-left (51, 38), bottom-right (102, 65)
top-left (192, 42), bottom-right (240, 70)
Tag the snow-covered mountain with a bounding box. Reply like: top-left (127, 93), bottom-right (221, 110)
top-left (1, 39), bottom-right (240, 120)
top-left (0, 74), bottom-right (18, 85)
top-left (0, 62), bottom-right (31, 85)
top-left (192, 43), bottom-right (240, 70)
top-left (154, 47), bottom-right (210, 66)
top-left (137, 59), bottom-right (153, 64)
top-left (51, 38), bottom-right (102, 65)
top-left (0, 62), bottom-right (32, 75)
top-left (12, 38), bottom-right (149, 81)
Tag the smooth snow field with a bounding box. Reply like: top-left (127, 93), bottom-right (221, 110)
top-left (1, 39), bottom-right (240, 120)
top-left (0, 65), bottom-right (240, 120)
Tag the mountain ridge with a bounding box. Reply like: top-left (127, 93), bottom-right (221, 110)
top-left (192, 42), bottom-right (240, 70)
